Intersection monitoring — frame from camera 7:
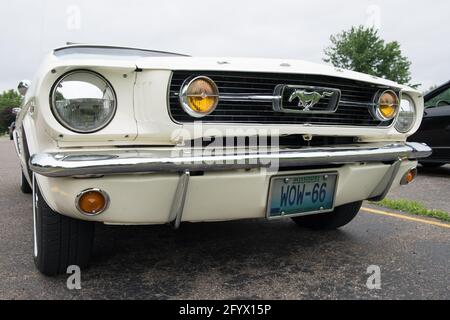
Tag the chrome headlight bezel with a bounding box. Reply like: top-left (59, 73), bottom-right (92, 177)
top-left (395, 92), bottom-right (417, 133)
top-left (50, 70), bottom-right (117, 134)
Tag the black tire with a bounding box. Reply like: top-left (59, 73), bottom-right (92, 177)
top-left (20, 171), bottom-right (32, 194)
top-left (420, 162), bottom-right (445, 168)
top-left (291, 201), bottom-right (362, 231)
top-left (33, 176), bottom-right (94, 276)
top-left (10, 132), bottom-right (13, 140)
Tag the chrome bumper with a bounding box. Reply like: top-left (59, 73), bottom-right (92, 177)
top-left (30, 142), bottom-right (432, 178)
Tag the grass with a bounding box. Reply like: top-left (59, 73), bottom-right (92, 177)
top-left (371, 198), bottom-right (450, 222)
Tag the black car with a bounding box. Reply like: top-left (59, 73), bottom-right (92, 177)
top-left (410, 81), bottom-right (450, 167)
top-left (8, 121), bottom-right (15, 141)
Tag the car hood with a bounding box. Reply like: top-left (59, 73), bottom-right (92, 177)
top-left (48, 51), bottom-right (402, 89)
top-left (138, 56), bottom-right (402, 88)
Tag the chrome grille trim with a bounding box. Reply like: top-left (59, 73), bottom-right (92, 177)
top-left (168, 71), bottom-right (399, 127)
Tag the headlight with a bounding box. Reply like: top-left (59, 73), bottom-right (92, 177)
top-left (51, 70), bottom-right (117, 133)
top-left (395, 93), bottom-right (416, 133)
top-left (372, 90), bottom-right (399, 121)
top-left (179, 76), bottom-right (219, 118)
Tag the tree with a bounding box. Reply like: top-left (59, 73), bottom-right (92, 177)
top-left (0, 107), bottom-right (16, 133)
top-left (0, 90), bottom-right (22, 133)
top-left (324, 26), bottom-right (414, 86)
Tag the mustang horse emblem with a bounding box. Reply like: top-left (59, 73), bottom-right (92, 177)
top-left (288, 90), bottom-right (335, 111)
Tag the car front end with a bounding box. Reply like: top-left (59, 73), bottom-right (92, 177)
top-left (14, 45), bottom-right (431, 274)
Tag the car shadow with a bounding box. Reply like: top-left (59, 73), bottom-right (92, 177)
top-left (418, 164), bottom-right (450, 177)
top-left (92, 219), bottom-right (350, 266)
top-left (82, 219), bottom-right (358, 299)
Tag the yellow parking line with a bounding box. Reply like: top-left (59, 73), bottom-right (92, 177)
top-left (361, 207), bottom-right (450, 229)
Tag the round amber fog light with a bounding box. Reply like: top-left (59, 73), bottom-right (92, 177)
top-left (180, 76), bottom-right (219, 117)
top-left (374, 90), bottom-right (399, 121)
top-left (76, 188), bottom-right (109, 215)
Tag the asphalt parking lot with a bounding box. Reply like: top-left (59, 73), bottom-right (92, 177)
top-left (0, 137), bottom-right (449, 300)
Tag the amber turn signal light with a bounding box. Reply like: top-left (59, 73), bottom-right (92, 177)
top-left (76, 189), bottom-right (109, 215)
top-left (401, 168), bottom-right (417, 185)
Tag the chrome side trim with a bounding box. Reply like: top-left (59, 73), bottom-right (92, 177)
top-left (13, 130), bottom-right (20, 156)
top-left (169, 170), bottom-right (190, 229)
top-left (368, 159), bottom-right (402, 201)
top-left (32, 173), bottom-right (38, 258)
top-left (54, 44), bottom-right (190, 57)
top-left (29, 142), bottom-right (432, 178)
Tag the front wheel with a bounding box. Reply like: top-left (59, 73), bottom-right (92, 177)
top-left (32, 175), bottom-right (95, 276)
top-left (21, 170), bottom-right (32, 194)
top-left (291, 201), bottom-right (362, 230)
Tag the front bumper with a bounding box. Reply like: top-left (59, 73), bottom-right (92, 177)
top-left (30, 142), bottom-right (431, 178)
top-left (30, 142), bottom-right (431, 226)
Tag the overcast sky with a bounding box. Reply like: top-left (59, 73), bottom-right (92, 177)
top-left (1, 0), bottom-right (449, 92)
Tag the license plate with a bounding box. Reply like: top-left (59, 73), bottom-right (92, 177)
top-left (267, 173), bottom-right (338, 218)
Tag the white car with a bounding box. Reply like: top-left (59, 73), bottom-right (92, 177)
top-left (14, 45), bottom-right (431, 275)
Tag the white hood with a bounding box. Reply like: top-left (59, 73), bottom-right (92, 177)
top-left (46, 45), bottom-right (403, 89)
top-left (136, 56), bottom-right (401, 88)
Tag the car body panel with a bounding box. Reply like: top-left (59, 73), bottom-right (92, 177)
top-left (35, 161), bottom-right (417, 224)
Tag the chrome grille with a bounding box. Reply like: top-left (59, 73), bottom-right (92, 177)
top-left (168, 71), bottom-right (397, 127)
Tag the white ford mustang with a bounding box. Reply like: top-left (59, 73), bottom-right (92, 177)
top-left (13, 45), bottom-right (431, 275)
